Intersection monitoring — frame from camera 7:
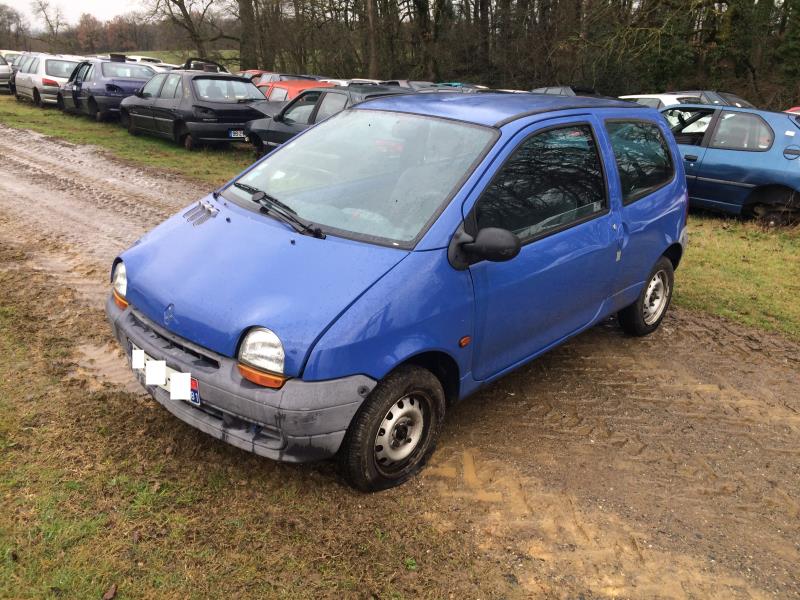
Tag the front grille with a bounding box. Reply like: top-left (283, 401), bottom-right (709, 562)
top-left (128, 310), bottom-right (220, 370)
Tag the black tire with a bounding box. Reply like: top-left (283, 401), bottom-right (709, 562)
top-left (33, 89), bottom-right (41, 107)
top-left (56, 94), bottom-right (64, 110)
top-left (123, 111), bottom-right (137, 135)
top-left (618, 256), bottom-right (674, 337)
top-left (339, 365), bottom-right (446, 492)
top-left (89, 99), bottom-right (104, 122)
top-left (175, 124), bottom-right (195, 151)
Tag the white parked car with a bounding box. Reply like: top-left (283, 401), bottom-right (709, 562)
top-left (0, 54), bottom-right (11, 93)
top-left (619, 93), bottom-right (701, 108)
top-left (14, 53), bottom-right (83, 106)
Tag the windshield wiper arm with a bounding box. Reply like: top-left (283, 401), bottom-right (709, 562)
top-left (233, 182), bottom-right (325, 238)
top-left (233, 182), bottom-right (296, 214)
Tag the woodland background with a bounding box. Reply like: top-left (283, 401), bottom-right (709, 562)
top-left (1, 0), bottom-right (799, 109)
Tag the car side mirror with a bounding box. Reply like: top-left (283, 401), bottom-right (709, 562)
top-left (448, 226), bottom-right (521, 270)
top-left (135, 89), bottom-right (145, 98)
top-left (272, 112), bottom-right (283, 123)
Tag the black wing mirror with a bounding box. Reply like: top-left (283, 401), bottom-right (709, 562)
top-left (448, 226), bottom-right (521, 270)
top-left (272, 111), bottom-right (284, 123)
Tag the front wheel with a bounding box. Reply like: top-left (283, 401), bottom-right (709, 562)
top-left (618, 256), bottom-right (674, 336)
top-left (339, 365), bottom-right (445, 492)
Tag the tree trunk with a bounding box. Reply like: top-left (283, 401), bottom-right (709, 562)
top-left (238, 0), bottom-right (258, 69)
top-left (366, 0), bottom-right (379, 78)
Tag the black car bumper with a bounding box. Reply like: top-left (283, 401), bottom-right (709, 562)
top-left (186, 121), bottom-right (251, 143)
top-left (94, 95), bottom-right (124, 112)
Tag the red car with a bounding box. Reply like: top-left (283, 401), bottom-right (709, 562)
top-left (257, 79), bottom-right (333, 102)
top-left (785, 106), bottom-right (800, 114)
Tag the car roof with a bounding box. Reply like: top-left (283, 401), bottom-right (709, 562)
top-left (272, 79), bottom-right (334, 91)
top-left (664, 103), bottom-right (788, 119)
top-left (356, 92), bottom-right (641, 127)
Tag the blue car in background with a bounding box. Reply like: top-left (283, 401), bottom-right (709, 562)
top-left (59, 57), bottom-right (156, 121)
top-left (105, 93), bottom-right (687, 491)
top-left (662, 104), bottom-right (800, 223)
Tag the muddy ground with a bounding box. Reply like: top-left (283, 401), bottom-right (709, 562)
top-left (1, 124), bottom-right (798, 598)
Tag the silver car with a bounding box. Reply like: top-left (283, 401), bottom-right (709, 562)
top-left (14, 53), bottom-right (82, 106)
top-left (0, 55), bottom-right (11, 93)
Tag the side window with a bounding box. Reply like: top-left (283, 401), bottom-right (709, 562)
top-left (663, 108), bottom-right (714, 146)
top-left (710, 111), bottom-right (773, 151)
top-left (268, 86), bottom-right (288, 102)
top-left (159, 74), bottom-right (181, 99)
top-left (85, 65), bottom-right (94, 81)
top-left (141, 74), bottom-right (166, 98)
top-left (314, 92), bottom-right (348, 122)
top-left (474, 124), bottom-right (607, 241)
top-left (605, 121), bottom-right (674, 204)
top-left (282, 92), bottom-right (322, 124)
top-left (75, 64), bottom-right (90, 82)
top-left (27, 58), bottom-right (40, 73)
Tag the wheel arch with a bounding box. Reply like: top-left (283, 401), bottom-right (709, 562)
top-left (662, 243), bottom-right (683, 270)
top-left (399, 350), bottom-right (460, 406)
top-left (743, 184), bottom-right (799, 215)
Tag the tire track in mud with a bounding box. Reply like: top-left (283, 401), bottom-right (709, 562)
top-left (2, 124), bottom-right (799, 598)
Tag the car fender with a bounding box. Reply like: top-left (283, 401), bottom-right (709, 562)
top-left (302, 248), bottom-right (474, 385)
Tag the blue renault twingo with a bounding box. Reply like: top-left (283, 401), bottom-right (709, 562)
top-left (106, 93), bottom-right (688, 491)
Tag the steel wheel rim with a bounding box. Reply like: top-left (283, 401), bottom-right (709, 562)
top-left (374, 394), bottom-right (428, 472)
top-left (643, 269), bottom-right (669, 325)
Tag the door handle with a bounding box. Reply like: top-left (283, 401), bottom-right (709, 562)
top-left (684, 154), bottom-right (698, 162)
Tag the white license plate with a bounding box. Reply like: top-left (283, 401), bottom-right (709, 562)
top-left (228, 129), bottom-right (246, 138)
top-left (130, 343), bottom-right (200, 406)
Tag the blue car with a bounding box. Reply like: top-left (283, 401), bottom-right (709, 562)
top-left (59, 57), bottom-right (156, 121)
top-left (106, 93), bottom-right (688, 491)
top-left (661, 103), bottom-right (800, 222)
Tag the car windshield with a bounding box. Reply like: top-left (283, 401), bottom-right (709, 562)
top-left (192, 77), bottom-right (263, 102)
top-left (45, 59), bottom-right (79, 78)
top-left (226, 109), bottom-right (496, 245)
top-left (101, 62), bottom-right (155, 79)
top-left (718, 92), bottom-right (755, 108)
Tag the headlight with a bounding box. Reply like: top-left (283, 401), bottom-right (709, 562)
top-left (112, 262), bottom-right (127, 297)
top-left (239, 328), bottom-right (284, 374)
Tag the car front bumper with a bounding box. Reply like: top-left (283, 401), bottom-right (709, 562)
top-left (105, 295), bottom-right (376, 462)
top-left (186, 121), bottom-right (251, 143)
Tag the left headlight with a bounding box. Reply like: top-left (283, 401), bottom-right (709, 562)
top-left (239, 328), bottom-right (285, 374)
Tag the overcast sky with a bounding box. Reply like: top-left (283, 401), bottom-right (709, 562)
top-left (19, 0), bottom-right (141, 26)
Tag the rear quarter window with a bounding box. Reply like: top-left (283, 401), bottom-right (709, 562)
top-left (605, 120), bottom-right (674, 204)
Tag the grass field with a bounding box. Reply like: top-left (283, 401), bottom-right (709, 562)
top-left (0, 93), bottom-right (798, 339)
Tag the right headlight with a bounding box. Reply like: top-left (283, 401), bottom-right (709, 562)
top-left (111, 262), bottom-right (128, 309)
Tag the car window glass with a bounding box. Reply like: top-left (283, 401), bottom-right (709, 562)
top-left (474, 124), bottom-right (606, 241)
top-left (710, 111), bottom-right (773, 151)
top-left (27, 58), bottom-right (40, 73)
top-left (663, 108), bottom-right (714, 145)
top-left (19, 57), bottom-right (33, 72)
top-left (45, 59), bottom-right (79, 78)
top-left (85, 65), bottom-right (95, 81)
top-left (313, 92), bottom-right (348, 122)
top-left (193, 77), bottom-right (263, 102)
top-left (605, 121), bottom-right (674, 204)
top-left (268, 86), bottom-right (288, 101)
top-left (230, 111), bottom-right (496, 245)
top-left (718, 93), bottom-right (755, 108)
top-left (159, 74), bottom-right (181, 99)
top-left (283, 92), bottom-right (321, 124)
top-left (101, 62), bottom-right (155, 79)
top-left (142, 74), bottom-right (166, 97)
top-left (677, 96), bottom-right (700, 104)
top-left (633, 97), bottom-right (661, 108)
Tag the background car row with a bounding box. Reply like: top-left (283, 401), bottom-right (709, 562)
top-left (2, 49), bottom-right (798, 224)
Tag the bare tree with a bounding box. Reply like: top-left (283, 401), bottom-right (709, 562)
top-left (30, 0), bottom-right (65, 50)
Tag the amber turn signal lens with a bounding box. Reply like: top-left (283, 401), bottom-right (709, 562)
top-left (238, 363), bottom-right (288, 389)
top-left (113, 290), bottom-right (129, 310)
top-left (459, 336), bottom-right (472, 348)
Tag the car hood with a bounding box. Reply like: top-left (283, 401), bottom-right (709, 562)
top-left (121, 195), bottom-right (408, 376)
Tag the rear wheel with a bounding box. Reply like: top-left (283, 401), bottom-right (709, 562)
top-left (618, 256), bottom-right (674, 337)
top-left (748, 188), bottom-right (799, 226)
top-left (339, 365), bottom-right (445, 492)
top-left (32, 89), bottom-right (41, 107)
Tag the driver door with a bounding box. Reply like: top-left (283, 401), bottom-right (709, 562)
top-left (265, 91), bottom-right (325, 148)
top-left (661, 107), bottom-right (718, 201)
top-left (466, 118), bottom-right (619, 381)
top-left (130, 73), bottom-right (167, 132)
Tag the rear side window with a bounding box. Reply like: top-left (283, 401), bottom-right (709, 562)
top-left (45, 60), bottom-right (79, 78)
top-left (142, 73), bottom-right (167, 97)
top-left (606, 121), bottom-right (674, 204)
top-left (268, 86), bottom-right (288, 101)
top-left (159, 74), bottom-right (181, 98)
top-left (474, 124), bottom-right (607, 241)
top-left (710, 111), bottom-right (773, 151)
top-left (314, 92), bottom-right (348, 122)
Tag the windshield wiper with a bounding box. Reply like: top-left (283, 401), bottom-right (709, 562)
top-left (233, 182), bottom-right (325, 239)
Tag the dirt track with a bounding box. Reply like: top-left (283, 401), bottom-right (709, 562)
top-left (1, 123), bottom-right (799, 598)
